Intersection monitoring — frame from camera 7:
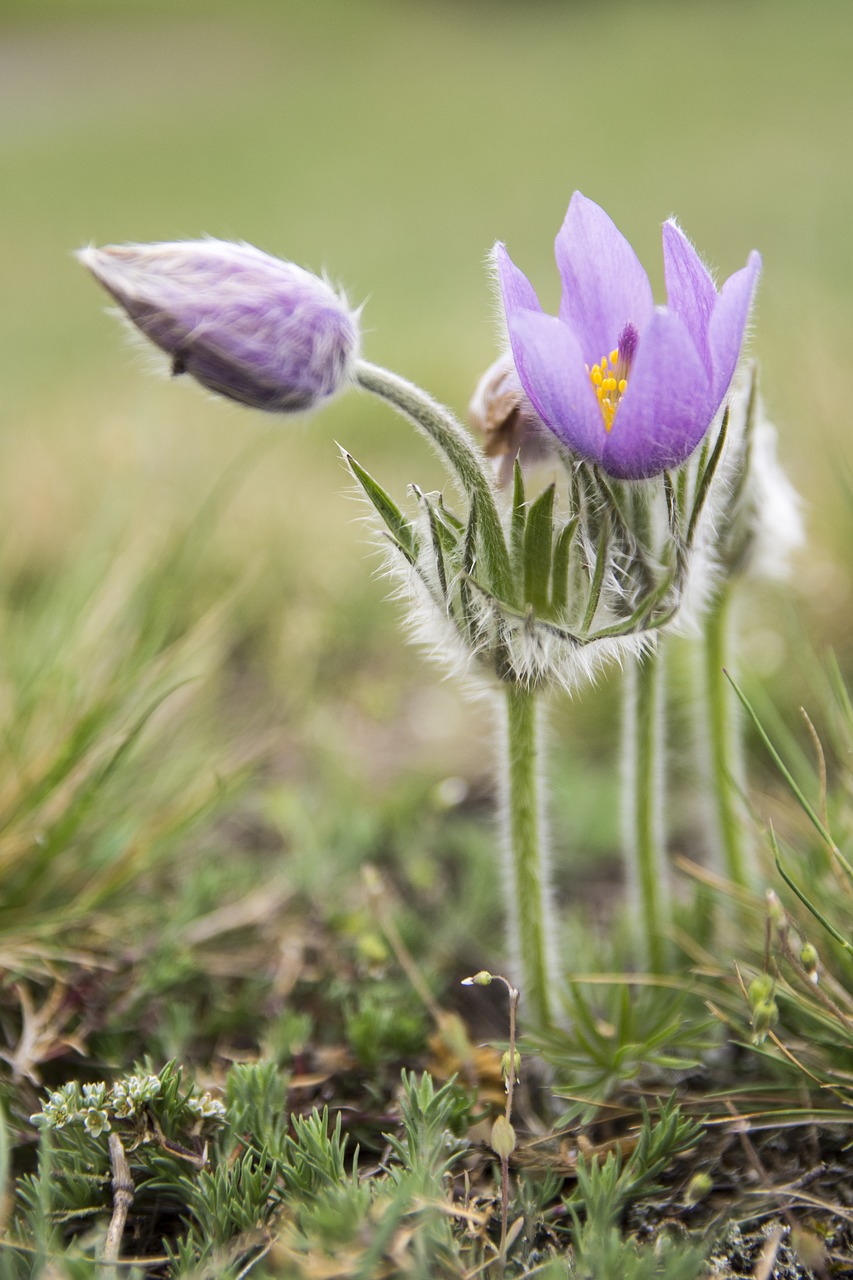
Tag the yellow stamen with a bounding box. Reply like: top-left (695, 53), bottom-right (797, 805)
top-left (587, 345), bottom-right (631, 432)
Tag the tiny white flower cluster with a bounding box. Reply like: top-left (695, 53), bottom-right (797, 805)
top-left (186, 1092), bottom-right (227, 1119)
top-left (31, 1072), bottom-right (224, 1135)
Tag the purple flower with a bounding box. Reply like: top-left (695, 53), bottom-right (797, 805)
top-left (78, 239), bottom-right (359, 413)
top-left (495, 193), bottom-right (761, 479)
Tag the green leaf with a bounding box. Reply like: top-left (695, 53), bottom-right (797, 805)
top-left (437, 494), bottom-right (464, 533)
top-left (728, 674), bottom-right (853, 883)
top-left (416, 489), bottom-right (449, 600)
top-left (587, 569), bottom-right (675, 641)
top-left (581, 513), bottom-right (610, 633)
top-left (419, 491), bottom-right (460, 559)
top-left (686, 407), bottom-right (729, 550)
top-left (510, 459), bottom-right (526, 602)
top-left (523, 483), bottom-right (555, 615)
top-left (770, 827), bottom-right (853, 954)
top-left (345, 453), bottom-right (417, 563)
top-left (551, 518), bottom-right (578, 617)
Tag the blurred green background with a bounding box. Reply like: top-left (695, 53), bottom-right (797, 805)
top-left (1, 0), bottom-right (852, 958)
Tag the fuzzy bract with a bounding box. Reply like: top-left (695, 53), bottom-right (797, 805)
top-left (78, 239), bottom-right (359, 413)
top-left (495, 192), bottom-right (761, 480)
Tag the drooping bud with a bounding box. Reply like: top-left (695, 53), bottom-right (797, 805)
top-left (461, 970), bottom-right (493, 987)
top-left (490, 1114), bottom-right (517, 1160)
top-left (469, 356), bottom-right (554, 487)
top-left (500, 1049), bottom-right (521, 1084)
top-left (78, 239), bottom-right (360, 414)
top-left (751, 998), bottom-right (779, 1044)
top-left (747, 973), bottom-right (775, 1009)
top-left (765, 889), bottom-right (786, 930)
top-left (800, 942), bottom-right (819, 983)
top-left (684, 1171), bottom-right (713, 1206)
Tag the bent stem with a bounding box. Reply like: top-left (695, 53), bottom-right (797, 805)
top-left (354, 360), bottom-right (513, 601)
top-left (623, 647), bottom-right (669, 971)
top-left (499, 681), bottom-right (556, 1029)
top-left (701, 585), bottom-right (754, 891)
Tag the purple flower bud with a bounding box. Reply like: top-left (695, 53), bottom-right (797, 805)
top-left (78, 239), bottom-right (360, 414)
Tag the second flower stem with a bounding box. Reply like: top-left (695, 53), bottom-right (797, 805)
top-left (500, 680), bottom-right (556, 1029)
top-left (624, 647), bottom-right (669, 971)
top-left (702, 585), bottom-right (754, 891)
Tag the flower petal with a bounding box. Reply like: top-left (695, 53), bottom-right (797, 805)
top-left (493, 241), bottom-right (542, 321)
top-left (603, 308), bottom-right (713, 479)
top-left (555, 193), bottom-right (654, 364)
top-left (662, 220), bottom-right (717, 373)
top-left (507, 311), bottom-right (604, 462)
top-left (708, 250), bottom-right (762, 403)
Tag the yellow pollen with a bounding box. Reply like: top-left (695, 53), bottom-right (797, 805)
top-left (587, 347), bottom-right (630, 432)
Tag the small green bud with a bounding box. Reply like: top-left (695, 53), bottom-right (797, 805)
top-left (461, 970), bottom-right (493, 987)
top-left (747, 973), bottom-right (774, 1008)
top-left (356, 932), bottom-right (389, 966)
top-left (490, 1114), bottom-right (517, 1160)
top-left (800, 943), bottom-right (819, 983)
top-left (765, 889), bottom-right (786, 929)
top-left (751, 998), bottom-right (779, 1044)
top-left (501, 1049), bottom-right (522, 1083)
top-left (684, 1171), bottom-right (713, 1205)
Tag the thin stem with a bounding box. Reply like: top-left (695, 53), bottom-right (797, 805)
top-left (702, 586), bottom-right (754, 890)
top-left (103, 1133), bottom-right (133, 1280)
top-left (354, 360), bottom-right (513, 601)
top-left (499, 981), bottom-right (519, 1271)
top-left (500, 682), bottom-right (556, 1028)
top-left (623, 648), bottom-right (669, 971)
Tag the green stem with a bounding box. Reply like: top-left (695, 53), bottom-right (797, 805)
top-left (624, 648), bottom-right (669, 971)
top-left (354, 360), bottom-right (513, 601)
top-left (500, 681), bottom-right (555, 1028)
top-left (702, 586), bottom-right (754, 890)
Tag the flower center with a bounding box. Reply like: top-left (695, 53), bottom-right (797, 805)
top-left (587, 322), bottom-right (638, 433)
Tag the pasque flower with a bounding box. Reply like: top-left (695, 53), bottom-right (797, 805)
top-left (78, 239), bottom-right (359, 413)
top-left (495, 192), bottom-right (761, 479)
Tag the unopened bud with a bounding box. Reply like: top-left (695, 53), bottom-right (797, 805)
top-left (501, 1049), bottom-right (521, 1084)
top-left (79, 239), bottom-right (359, 414)
top-left (684, 1172), bottom-right (713, 1205)
top-left (751, 998), bottom-right (779, 1044)
top-left (765, 889), bottom-right (786, 929)
top-left (800, 943), bottom-right (819, 983)
top-left (490, 1114), bottom-right (517, 1160)
top-left (461, 970), bottom-right (493, 987)
top-left (747, 973), bottom-right (775, 1009)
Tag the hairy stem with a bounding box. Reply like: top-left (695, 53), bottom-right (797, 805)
top-left (354, 360), bottom-right (512, 601)
top-left (623, 648), bottom-right (669, 971)
top-left (500, 681), bottom-right (556, 1028)
top-left (702, 585), bottom-right (754, 889)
